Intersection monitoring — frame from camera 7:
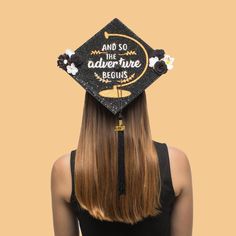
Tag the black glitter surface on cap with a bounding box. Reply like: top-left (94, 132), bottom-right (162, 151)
top-left (57, 18), bottom-right (169, 115)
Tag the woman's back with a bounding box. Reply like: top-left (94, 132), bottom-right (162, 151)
top-left (51, 140), bottom-right (193, 236)
top-left (69, 141), bottom-right (176, 236)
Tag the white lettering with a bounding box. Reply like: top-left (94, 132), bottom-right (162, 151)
top-left (88, 57), bottom-right (142, 69)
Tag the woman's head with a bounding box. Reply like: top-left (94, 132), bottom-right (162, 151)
top-left (75, 91), bottom-right (162, 224)
top-left (80, 90), bottom-right (152, 145)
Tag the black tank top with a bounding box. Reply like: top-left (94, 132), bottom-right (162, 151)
top-left (69, 141), bottom-right (176, 236)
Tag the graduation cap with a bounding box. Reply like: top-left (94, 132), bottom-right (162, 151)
top-left (57, 18), bottom-right (174, 196)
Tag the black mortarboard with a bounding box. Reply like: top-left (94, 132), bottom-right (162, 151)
top-left (57, 18), bottom-right (174, 196)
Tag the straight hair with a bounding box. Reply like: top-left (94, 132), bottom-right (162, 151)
top-left (74, 91), bottom-right (162, 224)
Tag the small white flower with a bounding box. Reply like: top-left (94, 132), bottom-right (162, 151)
top-left (149, 56), bottom-right (159, 67)
top-left (63, 59), bottom-right (68, 64)
top-left (162, 55), bottom-right (174, 70)
top-left (66, 63), bottom-right (78, 75)
top-left (65, 48), bottom-right (75, 58)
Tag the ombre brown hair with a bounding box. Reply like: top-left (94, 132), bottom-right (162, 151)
top-left (74, 91), bottom-right (162, 224)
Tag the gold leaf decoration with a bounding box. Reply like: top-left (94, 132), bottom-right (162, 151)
top-left (117, 73), bottom-right (136, 83)
top-left (90, 50), bottom-right (107, 55)
top-left (118, 51), bottom-right (137, 56)
top-left (94, 72), bottom-right (112, 83)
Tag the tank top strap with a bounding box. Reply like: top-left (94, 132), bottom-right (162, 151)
top-left (154, 141), bottom-right (175, 198)
top-left (70, 149), bottom-right (76, 197)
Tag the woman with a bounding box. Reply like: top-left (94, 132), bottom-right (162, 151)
top-left (51, 90), bottom-right (193, 236)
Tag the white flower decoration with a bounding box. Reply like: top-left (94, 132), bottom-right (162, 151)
top-left (66, 63), bottom-right (78, 75)
top-left (63, 59), bottom-right (68, 64)
top-left (149, 56), bottom-right (159, 67)
top-left (162, 55), bottom-right (174, 70)
top-left (65, 48), bottom-right (75, 58)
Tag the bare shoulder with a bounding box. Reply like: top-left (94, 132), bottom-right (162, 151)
top-left (166, 144), bottom-right (192, 197)
top-left (51, 151), bottom-right (72, 203)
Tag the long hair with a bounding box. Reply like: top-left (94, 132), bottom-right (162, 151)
top-left (74, 91), bottom-right (162, 224)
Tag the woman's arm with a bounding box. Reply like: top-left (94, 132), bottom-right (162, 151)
top-left (51, 155), bottom-right (80, 236)
top-left (169, 147), bottom-right (193, 236)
